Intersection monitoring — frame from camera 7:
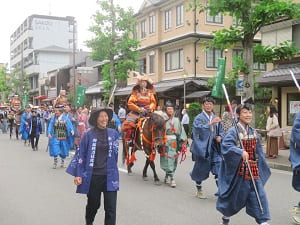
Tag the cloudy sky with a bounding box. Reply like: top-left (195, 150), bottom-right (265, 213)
top-left (0, 0), bottom-right (144, 64)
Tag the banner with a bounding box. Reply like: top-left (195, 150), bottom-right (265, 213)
top-left (22, 95), bottom-right (28, 109)
top-left (74, 86), bottom-right (86, 107)
top-left (212, 58), bottom-right (226, 99)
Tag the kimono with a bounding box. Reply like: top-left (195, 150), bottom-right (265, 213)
top-left (190, 111), bottom-right (224, 183)
top-left (75, 112), bottom-right (88, 146)
top-left (160, 116), bottom-right (186, 175)
top-left (66, 112), bottom-right (78, 150)
top-left (48, 114), bottom-right (74, 158)
top-left (66, 128), bottom-right (119, 194)
top-left (216, 125), bottom-right (271, 224)
top-left (20, 112), bottom-right (32, 140)
top-left (290, 112), bottom-right (300, 192)
top-left (28, 116), bottom-right (43, 137)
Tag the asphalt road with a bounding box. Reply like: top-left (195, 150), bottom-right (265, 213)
top-left (0, 134), bottom-right (298, 225)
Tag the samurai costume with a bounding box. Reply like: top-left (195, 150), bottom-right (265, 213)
top-left (160, 114), bottom-right (186, 188)
top-left (190, 111), bottom-right (224, 198)
top-left (290, 112), bottom-right (300, 224)
top-left (48, 114), bottom-right (74, 168)
top-left (216, 124), bottom-right (271, 225)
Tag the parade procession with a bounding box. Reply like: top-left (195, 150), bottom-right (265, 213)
top-left (1, 0), bottom-right (300, 225)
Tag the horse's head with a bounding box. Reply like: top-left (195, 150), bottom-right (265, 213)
top-left (150, 112), bottom-right (166, 154)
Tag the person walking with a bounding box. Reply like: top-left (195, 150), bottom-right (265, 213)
top-left (181, 108), bottom-right (189, 143)
top-left (117, 104), bottom-right (126, 124)
top-left (160, 101), bottom-right (187, 188)
top-left (66, 107), bottom-right (119, 225)
top-left (266, 105), bottom-right (280, 158)
top-left (64, 104), bottom-right (78, 151)
top-left (28, 109), bottom-right (42, 151)
top-left (216, 103), bottom-right (271, 225)
top-left (48, 105), bottom-right (74, 168)
top-left (20, 105), bottom-right (32, 145)
top-left (290, 111), bottom-right (300, 224)
top-left (44, 105), bottom-right (53, 137)
top-left (190, 96), bottom-right (224, 199)
top-left (75, 106), bottom-right (89, 148)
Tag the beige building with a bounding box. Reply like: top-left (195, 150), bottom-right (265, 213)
top-left (114, 0), bottom-right (264, 108)
top-left (258, 19), bottom-right (300, 128)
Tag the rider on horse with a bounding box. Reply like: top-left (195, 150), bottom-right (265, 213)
top-left (122, 74), bottom-right (157, 147)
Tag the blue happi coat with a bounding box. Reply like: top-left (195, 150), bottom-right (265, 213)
top-left (66, 112), bottom-right (78, 150)
top-left (290, 112), bottom-right (300, 192)
top-left (28, 116), bottom-right (43, 136)
top-left (48, 115), bottom-right (74, 158)
top-left (190, 111), bottom-right (224, 182)
top-left (216, 126), bottom-right (271, 219)
top-left (66, 128), bottom-right (119, 194)
top-left (20, 112), bottom-right (32, 140)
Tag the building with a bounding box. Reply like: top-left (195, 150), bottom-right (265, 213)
top-left (112, 0), bottom-right (264, 109)
top-left (10, 14), bottom-right (76, 104)
top-left (257, 19), bottom-right (300, 128)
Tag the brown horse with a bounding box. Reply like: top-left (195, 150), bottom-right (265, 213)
top-left (123, 112), bottom-right (166, 184)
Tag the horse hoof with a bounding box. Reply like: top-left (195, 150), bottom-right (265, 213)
top-left (154, 180), bottom-right (161, 186)
top-left (143, 176), bottom-right (148, 181)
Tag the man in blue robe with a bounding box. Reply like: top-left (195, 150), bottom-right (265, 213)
top-left (216, 103), bottom-right (271, 225)
top-left (190, 96), bottom-right (224, 199)
top-left (290, 111), bottom-right (300, 224)
top-left (64, 104), bottom-right (78, 150)
top-left (20, 105), bottom-right (32, 145)
top-left (48, 105), bottom-right (74, 168)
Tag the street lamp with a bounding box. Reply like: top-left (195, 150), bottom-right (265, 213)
top-left (183, 72), bottom-right (188, 109)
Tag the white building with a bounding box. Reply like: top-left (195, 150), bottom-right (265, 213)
top-left (10, 14), bottom-right (76, 104)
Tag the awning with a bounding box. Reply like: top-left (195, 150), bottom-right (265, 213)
top-left (257, 63), bottom-right (300, 87)
top-left (34, 95), bottom-right (46, 100)
top-left (182, 91), bottom-right (211, 99)
top-left (86, 82), bottom-right (105, 94)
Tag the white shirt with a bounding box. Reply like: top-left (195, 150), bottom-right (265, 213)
top-left (181, 113), bottom-right (189, 125)
top-left (118, 107), bottom-right (126, 119)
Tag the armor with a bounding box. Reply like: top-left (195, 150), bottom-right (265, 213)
top-left (54, 120), bottom-right (67, 140)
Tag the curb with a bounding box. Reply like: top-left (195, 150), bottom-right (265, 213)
top-left (267, 162), bottom-right (292, 172)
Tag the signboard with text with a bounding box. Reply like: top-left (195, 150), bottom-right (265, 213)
top-left (74, 86), bottom-right (86, 107)
top-left (290, 101), bottom-right (300, 114)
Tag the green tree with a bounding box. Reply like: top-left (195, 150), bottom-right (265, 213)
top-left (86, 0), bottom-right (139, 103)
top-left (0, 66), bottom-right (10, 102)
top-left (8, 67), bottom-right (30, 97)
top-left (187, 102), bottom-right (202, 137)
top-left (206, 0), bottom-right (300, 123)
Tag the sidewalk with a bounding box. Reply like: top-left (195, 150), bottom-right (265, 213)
top-left (263, 145), bottom-right (292, 172)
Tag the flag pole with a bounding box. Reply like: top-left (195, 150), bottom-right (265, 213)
top-left (289, 70), bottom-right (300, 92)
top-left (222, 83), bottom-right (264, 214)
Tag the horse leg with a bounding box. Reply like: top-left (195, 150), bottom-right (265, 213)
top-left (149, 160), bottom-right (161, 185)
top-left (142, 158), bottom-right (150, 181)
top-left (127, 161), bottom-right (134, 175)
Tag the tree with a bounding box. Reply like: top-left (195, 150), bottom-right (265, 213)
top-left (206, 0), bottom-right (300, 123)
top-left (0, 66), bottom-right (10, 102)
top-left (86, 0), bottom-right (139, 103)
top-left (8, 67), bottom-right (30, 97)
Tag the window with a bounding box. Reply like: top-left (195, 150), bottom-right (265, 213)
top-left (149, 55), bottom-right (155, 74)
top-left (176, 4), bottom-right (184, 26)
top-left (165, 9), bottom-right (172, 30)
top-left (253, 62), bottom-right (266, 71)
top-left (165, 49), bottom-right (183, 71)
top-left (141, 20), bottom-right (146, 39)
top-left (287, 93), bottom-right (300, 126)
top-left (206, 48), bottom-right (223, 68)
top-left (232, 49), bottom-right (243, 69)
top-left (149, 15), bottom-right (155, 34)
top-left (137, 58), bottom-right (146, 74)
top-left (206, 4), bottom-right (223, 24)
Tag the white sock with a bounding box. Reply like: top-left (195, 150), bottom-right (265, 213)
top-left (260, 222), bottom-right (269, 225)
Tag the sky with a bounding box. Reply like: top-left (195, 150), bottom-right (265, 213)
top-left (0, 0), bottom-right (144, 64)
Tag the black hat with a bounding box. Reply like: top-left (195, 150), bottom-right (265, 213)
top-left (55, 104), bottom-right (65, 112)
top-left (165, 100), bottom-right (174, 108)
top-left (88, 107), bottom-right (113, 127)
top-left (202, 96), bottom-right (215, 104)
top-left (243, 97), bottom-right (254, 105)
top-left (231, 99), bottom-right (238, 105)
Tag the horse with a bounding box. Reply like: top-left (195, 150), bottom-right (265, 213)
top-left (123, 112), bottom-right (166, 185)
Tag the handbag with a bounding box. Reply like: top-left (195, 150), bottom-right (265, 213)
top-left (268, 128), bottom-right (282, 137)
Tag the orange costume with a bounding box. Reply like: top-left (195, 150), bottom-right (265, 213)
top-left (123, 75), bottom-right (157, 145)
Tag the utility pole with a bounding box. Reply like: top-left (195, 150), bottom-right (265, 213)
top-left (72, 18), bottom-right (76, 100)
top-left (20, 42), bottom-right (24, 94)
top-left (109, 0), bottom-right (116, 104)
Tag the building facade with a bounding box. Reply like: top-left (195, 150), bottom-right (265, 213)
top-left (10, 14), bottom-right (76, 104)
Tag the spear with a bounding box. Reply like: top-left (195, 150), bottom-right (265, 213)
top-left (222, 83), bottom-right (264, 214)
top-left (289, 70), bottom-right (300, 92)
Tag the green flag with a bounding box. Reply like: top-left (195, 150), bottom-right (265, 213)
top-left (74, 86), bottom-right (86, 107)
top-left (212, 58), bottom-right (226, 99)
top-left (22, 95), bottom-right (28, 109)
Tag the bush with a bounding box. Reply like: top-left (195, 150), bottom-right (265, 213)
top-left (187, 102), bottom-right (202, 137)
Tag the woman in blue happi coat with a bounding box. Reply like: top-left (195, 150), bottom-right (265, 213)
top-left (20, 105), bottom-right (32, 144)
top-left (290, 111), bottom-right (300, 224)
top-left (216, 103), bottom-right (271, 225)
top-left (190, 96), bottom-right (224, 199)
top-left (64, 104), bottom-right (78, 150)
top-left (66, 107), bottom-right (119, 225)
top-left (48, 105), bottom-right (74, 168)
